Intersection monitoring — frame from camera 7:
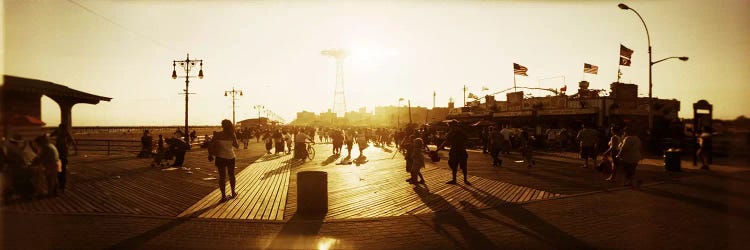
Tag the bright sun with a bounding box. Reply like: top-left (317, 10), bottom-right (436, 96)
top-left (347, 45), bottom-right (398, 68)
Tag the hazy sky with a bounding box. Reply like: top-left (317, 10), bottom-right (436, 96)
top-left (4, 0), bottom-right (749, 126)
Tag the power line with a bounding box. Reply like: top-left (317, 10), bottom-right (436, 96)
top-left (65, 0), bottom-right (176, 53)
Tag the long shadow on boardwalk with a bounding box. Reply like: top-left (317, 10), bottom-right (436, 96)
top-left (413, 185), bottom-right (497, 249)
top-left (108, 202), bottom-right (223, 249)
top-left (458, 185), bottom-right (593, 249)
top-left (266, 213), bottom-right (325, 249)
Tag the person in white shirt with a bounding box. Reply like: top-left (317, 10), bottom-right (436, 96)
top-left (616, 126), bottom-right (643, 187)
top-left (208, 119), bottom-right (239, 203)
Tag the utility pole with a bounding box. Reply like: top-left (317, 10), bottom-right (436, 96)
top-left (224, 87), bottom-right (243, 125)
top-left (253, 105), bottom-right (264, 128)
top-left (171, 53), bottom-right (203, 142)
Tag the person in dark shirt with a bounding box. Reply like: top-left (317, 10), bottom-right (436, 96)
top-left (439, 121), bottom-right (470, 185)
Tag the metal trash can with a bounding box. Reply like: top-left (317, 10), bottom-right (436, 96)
top-left (664, 148), bottom-right (682, 172)
top-left (297, 171), bottom-right (328, 215)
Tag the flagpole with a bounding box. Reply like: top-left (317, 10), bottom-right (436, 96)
top-left (582, 64), bottom-right (586, 82)
top-left (513, 73), bottom-right (517, 93)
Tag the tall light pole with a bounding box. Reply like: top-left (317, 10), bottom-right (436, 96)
top-left (397, 97), bottom-right (404, 129)
top-left (224, 87), bottom-right (243, 125)
top-left (617, 3), bottom-right (657, 132)
top-left (171, 53), bottom-right (204, 141)
top-left (253, 105), bottom-right (264, 127)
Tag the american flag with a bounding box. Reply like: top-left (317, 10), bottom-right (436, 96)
top-left (584, 63), bottom-right (599, 74)
top-left (513, 63), bottom-right (528, 76)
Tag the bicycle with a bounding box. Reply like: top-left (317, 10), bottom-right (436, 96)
top-left (305, 142), bottom-right (316, 160)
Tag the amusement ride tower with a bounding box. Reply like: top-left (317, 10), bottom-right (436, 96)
top-left (321, 49), bottom-right (347, 117)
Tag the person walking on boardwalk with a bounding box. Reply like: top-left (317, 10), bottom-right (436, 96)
top-left (51, 123), bottom-right (77, 193)
top-left (263, 131), bottom-right (273, 154)
top-left (488, 126), bottom-right (504, 167)
top-left (31, 135), bottom-right (60, 197)
top-left (344, 130), bottom-right (355, 158)
top-left (356, 130), bottom-right (369, 159)
top-left (697, 126), bottom-right (713, 170)
top-left (273, 129), bottom-right (285, 155)
top-left (602, 126), bottom-right (622, 181)
top-left (439, 121), bottom-right (470, 185)
top-left (294, 130), bottom-right (314, 160)
top-left (208, 119), bottom-right (239, 203)
top-left (519, 129), bottom-right (535, 167)
top-left (576, 123), bottom-right (599, 169)
top-left (616, 126), bottom-right (643, 187)
top-left (408, 137), bottom-right (426, 184)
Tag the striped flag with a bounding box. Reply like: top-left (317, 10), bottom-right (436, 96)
top-left (584, 63), bottom-right (599, 74)
top-left (619, 44), bottom-right (633, 66)
top-left (513, 63), bottom-right (528, 76)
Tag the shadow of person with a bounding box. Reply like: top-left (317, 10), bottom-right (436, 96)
top-left (457, 185), bottom-right (592, 249)
top-left (413, 185), bottom-right (496, 249)
top-left (266, 213), bottom-right (326, 250)
top-left (262, 157), bottom-right (304, 180)
top-left (320, 154), bottom-right (340, 166)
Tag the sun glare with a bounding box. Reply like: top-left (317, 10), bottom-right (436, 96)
top-left (348, 45), bottom-right (398, 68)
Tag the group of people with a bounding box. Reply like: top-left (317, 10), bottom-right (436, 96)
top-left (140, 130), bottom-right (190, 168)
top-left (1, 124), bottom-right (76, 201)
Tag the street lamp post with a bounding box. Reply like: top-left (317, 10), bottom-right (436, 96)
top-left (253, 105), bottom-right (264, 128)
top-left (397, 98), bottom-right (404, 129)
top-left (171, 53), bottom-right (204, 142)
top-left (618, 3), bottom-right (654, 131)
top-left (224, 87), bottom-right (243, 125)
top-left (619, 3), bottom-right (689, 133)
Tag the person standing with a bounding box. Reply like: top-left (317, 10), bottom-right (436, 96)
top-left (519, 129), bottom-right (535, 167)
top-left (263, 131), bottom-right (273, 154)
top-left (139, 130), bottom-right (153, 158)
top-left (500, 126), bottom-right (514, 154)
top-left (283, 131), bottom-right (293, 155)
top-left (576, 124), bottom-right (599, 169)
top-left (440, 122), bottom-right (469, 185)
top-left (697, 126), bottom-right (713, 170)
top-left (51, 123), bottom-right (77, 193)
top-left (344, 130), bottom-right (354, 158)
top-left (408, 138), bottom-right (426, 184)
top-left (208, 119), bottom-right (239, 203)
top-left (616, 126), bottom-right (643, 187)
top-left (488, 126), bottom-right (504, 167)
top-left (31, 135), bottom-right (60, 196)
top-left (356, 130), bottom-right (369, 159)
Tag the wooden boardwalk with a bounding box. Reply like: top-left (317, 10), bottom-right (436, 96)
top-left (178, 153), bottom-right (297, 220)
top-left (3, 142), bottom-right (572, 222)
top-left (282, 145), bottom-right (562, 220)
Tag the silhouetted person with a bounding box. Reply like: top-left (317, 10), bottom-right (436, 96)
top-left (208, 119), bottom-right (239, 203)
top-left (151, 135), bottom-right (166, 167)
top-left (356, 130), bottom-right (369, 159)
top-left (344, 130), bottom-right (354, 157)
top-left (31, 135), bottom-right (60, 196)
top-left (576, 124), bottom-right (599, 168)
top-left (139, 130), bottom-right (153, 158)
top-left (263, 131), bottom-right (273, 154)
top-left (616, 126), bottom-right (643, 187)
top-left (51, 123), bottom-right (77, 193)
top-left (698, 126), bottom-right (713, 170)
top-left (440, 122), bottom-right (469, 185)
top-left (602, 126), bottom-right (622, 181)
top-left (488, 126), bottom-right (504, 167)
top-left (408, 138), bottom-right (426, 184)
top-left (167, 136), bottom-right (189, 167)
top-left (520, 129), bottom-right (535, 167)
top-left (190, 130), bottom-right (197, 143)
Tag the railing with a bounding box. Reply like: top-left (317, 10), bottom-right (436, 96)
top-left (76, 136), bottom-right (209, 156)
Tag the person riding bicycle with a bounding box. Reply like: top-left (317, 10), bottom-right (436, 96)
top-left (294, 130), bottom-right (315, 160)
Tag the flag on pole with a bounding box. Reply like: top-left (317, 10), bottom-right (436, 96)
top-left (513, 63), bottom-right (528, 76)
top-left (619, 44), bottom-right (633, 66)
top-left (560, 85), bottom-right (567, 92)
top-left (467, 93), bottom-right (479, 99)
top-left (481, 86), bottom-right (489, 91)
top-left (583, 63), bottom-right (599, 74)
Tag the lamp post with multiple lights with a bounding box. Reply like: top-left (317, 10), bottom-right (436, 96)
top-left (171, 53), bottom-right (204, 141)
top-left (224, 88), bottom-right (243, 125)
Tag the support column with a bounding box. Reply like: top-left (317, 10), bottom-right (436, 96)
top-left (58, 101), bottom-right (74, 129)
